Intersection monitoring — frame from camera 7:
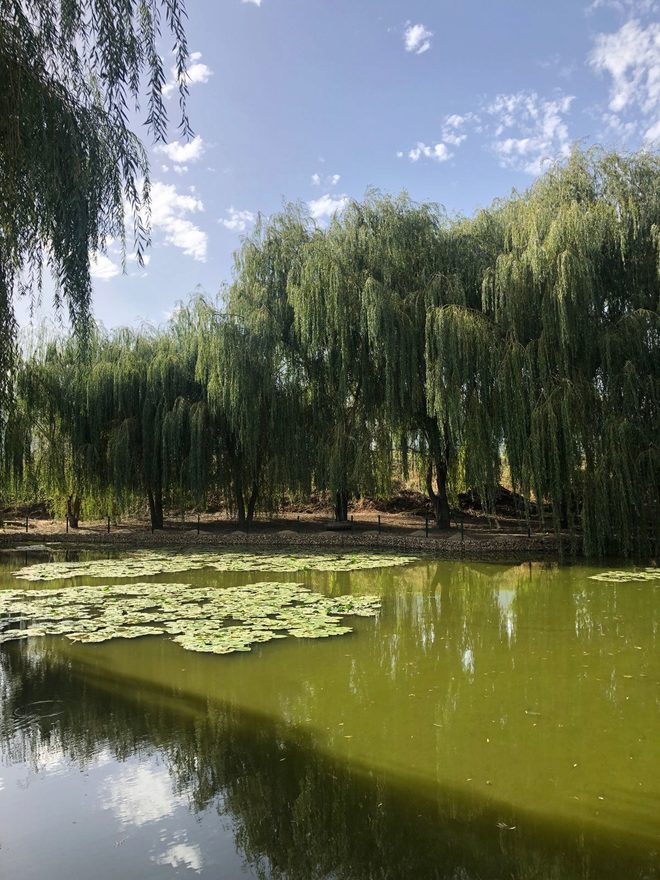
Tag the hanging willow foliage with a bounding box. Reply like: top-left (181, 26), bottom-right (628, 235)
top-left (0, 0), bottom-right (191, 424)
top-left (4, 148), bottom-right (658, 556)
top-left (479, 149), bottom-right (660, 556)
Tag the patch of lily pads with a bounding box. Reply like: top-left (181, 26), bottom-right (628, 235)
top-left (588, 568), bottom-right (659, 583)
top-left (0, 581), bottom-right (381, 654)
top-left (11, 550), bottom-right (416, 582)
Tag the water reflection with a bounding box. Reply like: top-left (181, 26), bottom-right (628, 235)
top-left (0, 557), bottom-right (658, 879)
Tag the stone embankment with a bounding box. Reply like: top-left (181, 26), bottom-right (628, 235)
top-left (0, 520), bottom-right (567, 562)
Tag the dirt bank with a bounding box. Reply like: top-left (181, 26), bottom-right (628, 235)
top-left (0, 512), bottom-right (568, 563)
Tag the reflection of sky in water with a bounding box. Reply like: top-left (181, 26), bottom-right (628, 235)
top-left (100, 762), bottom-right (183, 826)
top-left (461, 648), bottom-right (474, 674)
top-left (155, 830), bottom-right (204, 873)
top-left (102, 762), bottom-right (206, 872)
top-left (0, 750), bottom-right (248, 879)
top-left (497, 588), bottom-right (516, 641)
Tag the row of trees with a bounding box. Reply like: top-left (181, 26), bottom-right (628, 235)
top-left (2, 149), bottom-right (658, 557)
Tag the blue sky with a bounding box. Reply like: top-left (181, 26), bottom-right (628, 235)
top-left (20, 0), bottom-right (660, 331)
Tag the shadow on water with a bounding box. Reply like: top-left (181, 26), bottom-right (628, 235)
top-left (1, 637), bottom-right (658, 880)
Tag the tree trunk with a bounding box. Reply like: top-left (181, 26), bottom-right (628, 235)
top-left (246, 482), bottom-right (259, 525)
top-left (434, 464), bottom-right (451, 529)
top-left (147, 487), bottom-right (164, 530)
top-left (424, 418), bottom-right (452, 529)
top-left (66, 495), bottom-right (81, 529)
top-left (234, 466), bottom-right (247, 527)
top-left (335, 490), bottom-right (349, 522)
top-left (426, 462), bottom-right (451, 529)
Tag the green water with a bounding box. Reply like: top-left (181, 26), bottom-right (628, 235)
top-left (0, 548), bottom-right (658, 879)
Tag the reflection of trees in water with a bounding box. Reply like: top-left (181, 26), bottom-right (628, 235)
top-left (1, 640), bottom-right (657, 880)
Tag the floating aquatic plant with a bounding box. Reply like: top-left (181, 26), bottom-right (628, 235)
top-left (588, 568), bottom-right (659, 583)
top-left (0, 581), bottom-right (381, 654)
top-left (12, 550), bottom-right (416, 582)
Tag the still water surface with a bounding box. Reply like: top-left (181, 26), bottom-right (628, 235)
top-left (0, 548), bottom-right (658, 879)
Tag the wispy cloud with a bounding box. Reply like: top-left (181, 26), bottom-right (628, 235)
top-left (586, 0), bottom-right (658, 15)
top-left (163, 51), bottom-right (213, 98)
top-left (150, 182), bottom-right (207, 261)
top-left (242, 0), bottom-right (262, 5)
top-left (400, 93), bottom-right (573, 175)
top-left (220, 207), bottom-right (256, 233)
top-left (487, 91), bottom-right (574, 174)
top-left (156, 135), bottom-right (205, 165)
top-left (308, 193), bottom-right (349, 221)
top-left (589, 19), bottom-right (660, 142)
top-left (404, 23), bottom-right (433, 55)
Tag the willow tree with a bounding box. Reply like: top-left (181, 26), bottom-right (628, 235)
top-left (5, 316), bottom-right (211, 528)
top-left (329, 194), bottom-right (503, 526)
top-left (195, 209), bottom-right (314, 526)
top-left (482, 148), bottom-right (660, 556)
top-left (287, 194), bottom-right (502, 526)
top-left (3, 328), bottom-right (114, 525)
top-left (287, 206), bottom-right (387, 521)
top-left (0, 0), bottom-right (191, 420)
top-left (94, 326), bottom-right (205, 529)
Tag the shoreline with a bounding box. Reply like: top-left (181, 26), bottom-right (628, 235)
top-left (0, 520), bottom-right (570, 564)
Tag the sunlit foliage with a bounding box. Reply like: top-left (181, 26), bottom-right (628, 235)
top-left (3, 148), bottom-right (658, 556)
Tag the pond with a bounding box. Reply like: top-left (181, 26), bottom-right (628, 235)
top-left (0, 547), bottom-right (658, 879)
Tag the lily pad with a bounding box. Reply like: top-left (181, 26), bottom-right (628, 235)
top-left (12, 550), bottom-right (415, 582)
top-left (588, 568), bottom-right (659, 583)
top-left (0, 580), bottom-right (381, 655)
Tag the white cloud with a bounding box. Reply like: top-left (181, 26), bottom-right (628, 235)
top-left (186, 52), bottom-right (214, 85)
top-left (441, 112), bottom-right (478, 146)
top-left (589, 19), bottom-right (660, 142)
top-left (150, 181), bottom-right (207, 261)
top-left (600, 111), bottom-right (639, 139)
top-left (156, 135), bottom-right (205, 165)
top-left (400, 93), bottom-right (573, 174)
top-left (408, 142), bottom-right (453, 162)
top-left (308, 193), bottom-right (349, 221)
top-left (487, 91), bottom-right (574, 174)
top-left (645, 117), bottom-right (660, 140)
top-left (311, 171), bottom-right (341, 187)
top-left (400, 113), bottom-right (477, 164)
top-left (173, 165), bottom-right (189, 175)
top-left (586, 0), bottom-right (658, 15)
top-left (242, 0), bottom-right (262, 5)
top-left (163, 51), bottom-right (213, 97)
top-left (220, 207), bottom-right (256, 233)
top-left (90, 252), bottom-right (121, 281)
top-left (404, 23), bottom-right (433, 55)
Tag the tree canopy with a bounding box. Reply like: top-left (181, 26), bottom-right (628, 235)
top-left (4, 148), bottom-right (659, 557)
